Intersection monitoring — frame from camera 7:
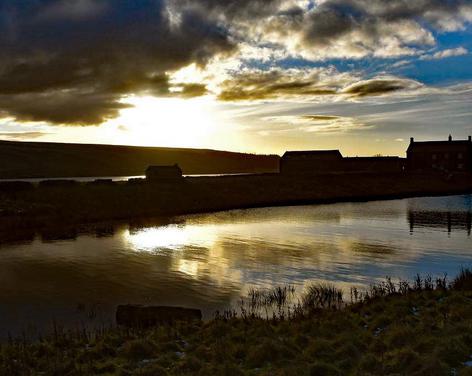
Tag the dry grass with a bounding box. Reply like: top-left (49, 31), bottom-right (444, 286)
top-left (1, 269), bottom-right (472, 375)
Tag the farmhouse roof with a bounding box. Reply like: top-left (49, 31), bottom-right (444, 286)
top-left (407, 140), bottom-right (472, 153)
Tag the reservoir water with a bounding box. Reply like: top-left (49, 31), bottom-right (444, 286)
top-left (0, 173), bottom-right (252, 183)
top-left (0, 194), bottom-right (471, 337)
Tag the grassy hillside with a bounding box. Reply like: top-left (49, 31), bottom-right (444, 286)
top-left (0, 141), bottom-right (280, 178)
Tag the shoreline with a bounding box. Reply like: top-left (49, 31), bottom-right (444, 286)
top-left (1, 172), bottom-right (471, 233)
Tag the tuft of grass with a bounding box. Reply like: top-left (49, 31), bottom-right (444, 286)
top-left (120, 338), bottom-right (158, 360)
top-left (302, 283), bottom-right (343, 311)
top-left (452, 268), bottom-right (472, 290)
top-left (309, 361), bottom-right (341, 376)
top-left (247, 285), bottom-right (295, 310)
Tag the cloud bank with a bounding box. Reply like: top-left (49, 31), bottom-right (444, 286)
top-left (0, 0), bottom-right (234, 125)
top-left (0, 0), bottom-right (470, 126)
top-left (218, 68), bottom-right (425, 101)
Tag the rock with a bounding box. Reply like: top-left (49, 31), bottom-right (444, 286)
top-left (116, 305), bottom-right (202, 328)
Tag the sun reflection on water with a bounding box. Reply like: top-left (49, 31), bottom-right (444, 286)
top-left (176, 259), bottom-right (200, 278)
top-left (123, 224), bottom-right (217, 252)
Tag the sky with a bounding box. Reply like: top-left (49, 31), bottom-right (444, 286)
top-left (0, 0), bottom-right (471, 156)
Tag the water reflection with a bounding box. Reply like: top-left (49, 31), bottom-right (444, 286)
top-left (94, 225), bottom-right (114, 238)
top-left (408, 211), bottom-right (472, 235)
top-left (407, 196), bottom-right (472, 235)
top-left (41, 227), bottom-right (78, 242)
top-left (0, 195), bottom-right (470, 337)
top-left (125, 224), bottom-right (217, 252)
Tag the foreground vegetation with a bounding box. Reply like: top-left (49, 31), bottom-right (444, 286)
top-left (2, 270), bottom-right (472, 375)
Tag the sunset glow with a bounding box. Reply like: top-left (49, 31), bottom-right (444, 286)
top-left (113, 96), bottom-right (219, 148)
top-left (0, 1), bottom-right (471, 155)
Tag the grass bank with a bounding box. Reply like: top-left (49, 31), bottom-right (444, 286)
top-left (2, 270), bottom-right (472, 375)
top-left (1, 172), bottom-right (471, 232)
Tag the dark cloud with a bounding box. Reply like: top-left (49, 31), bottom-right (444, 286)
top-left (218, 69), bottom-right (422, 101)
top-left (342, 78), bottom-right (423, 97)
top-left (178, 83), bottom-right (208, 98)
top-left (170, 0), bottom-right (284, 21)
top-left (218, 70), bottom-right (338, 101)
top-left (268, 0), bottom-right (471, 58)
top-left (305, 0), bottom-right (469, 43)
top-left (352, 0), bottom-right (469, 25)
top-left (0, 0), bottom-right (234, 125)
top-left (263, 113), bottom-right (367, 133)
top-left (0, 131), bottom-right (49, 140)
top-left (0, 90), bottom-right (129, 125)
top-left (301, 115), bottom-right (342, 121)
top-left (303, 3), bottom-right (360, 47)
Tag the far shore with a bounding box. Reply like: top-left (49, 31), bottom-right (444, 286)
top-left (1, 172), bottom-right (471, 233)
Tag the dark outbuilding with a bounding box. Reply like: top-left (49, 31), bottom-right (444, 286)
top-left (280, 150), bottom-right (404, 174)
top-left (280, 150), bottom-right (343, 174)
top-left (145, 164), bottom-right (183, 182)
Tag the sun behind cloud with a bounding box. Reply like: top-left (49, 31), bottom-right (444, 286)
top-left (0, 1), bottom-right (471, 155)
top-left (110, 96), bottom-right (219, 148)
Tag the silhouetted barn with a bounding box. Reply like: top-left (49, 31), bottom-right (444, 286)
top-left (280, 150), bottom-right (404, 174)
top-left (343, 157), bottom-right (405, 173)
top-left (407, 136), bottom-right (472, 173)
top-left (408, 210), bottom-right (471, 235)
top-left (145, 164), bottom-right (183, 182)
top-left (280, 150), bottom-right (343, 174)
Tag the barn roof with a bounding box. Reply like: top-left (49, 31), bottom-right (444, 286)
top-left (282, 150), bottom-right (343, 159)
top-left (146, 164), bottom-right (182, 171)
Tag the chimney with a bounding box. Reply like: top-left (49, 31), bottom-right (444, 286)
top-left (410, 137), bottom-right (414, 144)
top-left (448, 134), bottom-right (452, 141)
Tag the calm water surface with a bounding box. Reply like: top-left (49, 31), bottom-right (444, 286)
top-left (0, 195), bottom-right (471, 336)
top-left (0, 173), bottom-right (251, 183)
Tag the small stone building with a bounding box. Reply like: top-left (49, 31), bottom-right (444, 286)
top-left (280, 150), bottom-right (344, 174)
top-left (407, 136), bottom-right (472, 173)
top-left (145, 164), bottom-right (183, 182)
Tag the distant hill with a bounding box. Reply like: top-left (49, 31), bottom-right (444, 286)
top-left (0, 140), bottom-right (280, 179)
